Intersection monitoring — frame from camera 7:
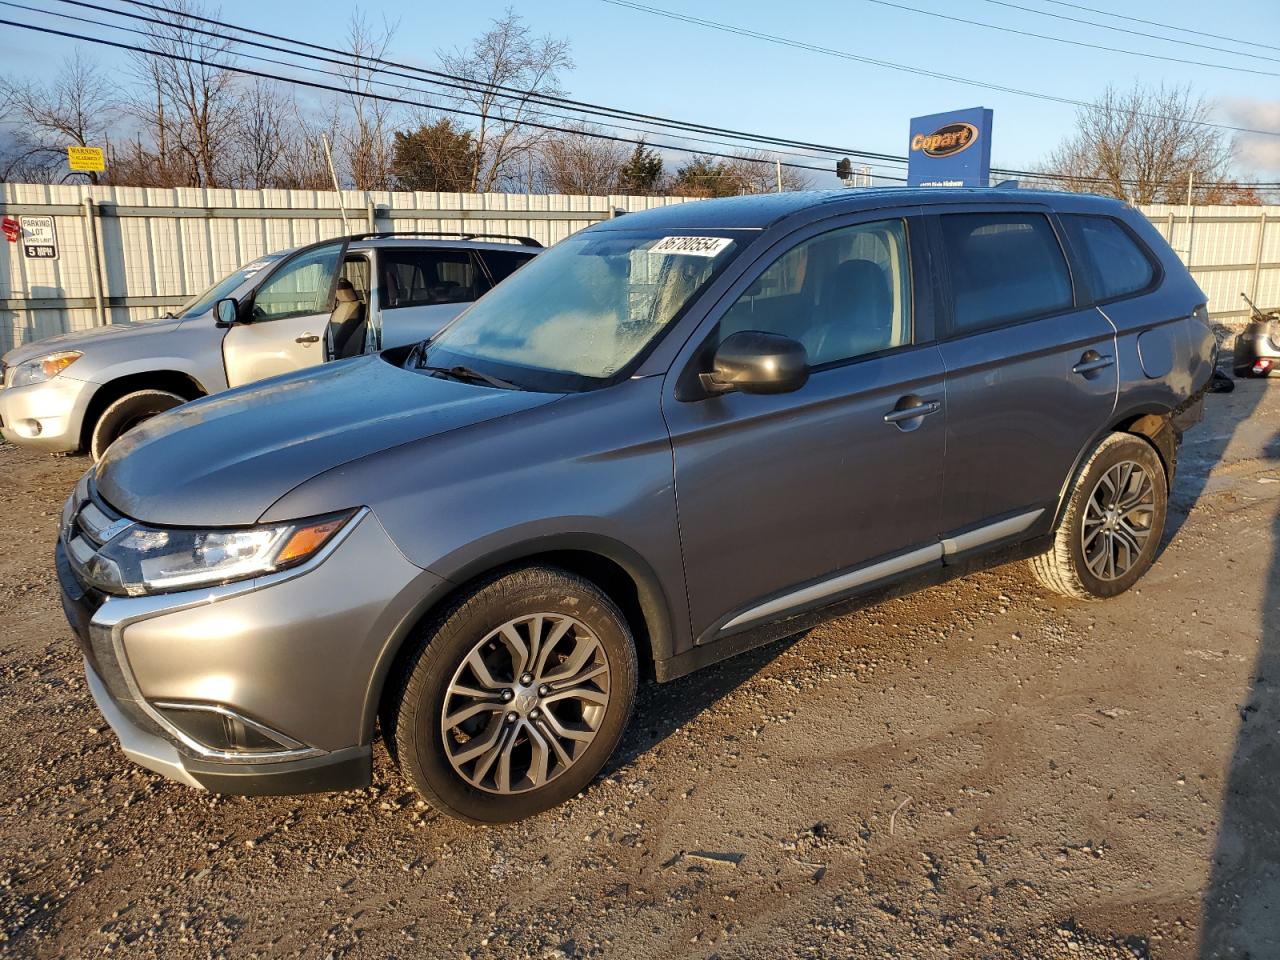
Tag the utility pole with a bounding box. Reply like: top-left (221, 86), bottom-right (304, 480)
top-left (322, 134), bottom-right (351, 234)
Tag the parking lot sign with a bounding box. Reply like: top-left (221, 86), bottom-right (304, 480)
top-left (19, 216), bottom-right (58, 260)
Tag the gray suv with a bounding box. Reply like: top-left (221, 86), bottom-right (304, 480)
top-left (0, 233), bottom-right (539, 459)
top-left (57, 189), bottom-right (1214, 823)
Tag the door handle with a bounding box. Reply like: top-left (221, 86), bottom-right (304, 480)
top-left (1073, 353), bottom-right (1114, 375)
top-left (883, 400), bottom-right (941, 424)
top-left (295, 334), bottom-right (321, 344)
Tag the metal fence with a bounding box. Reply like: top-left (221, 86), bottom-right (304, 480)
top-left (0, 183), bottom-right (692, 353)
top-left (1, 183), bottom-right (1277, 354)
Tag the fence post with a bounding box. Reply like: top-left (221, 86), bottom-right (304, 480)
top-left (82, 197), bottom-right (107, 326)
top-left (366, 195), bottom-right (376, 234)
top-left (1252, 212), bottom-right (1268, 303)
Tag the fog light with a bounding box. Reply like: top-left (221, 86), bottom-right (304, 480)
top-left (154, 702), bottom-right (302, 754)
top-left (19, 418), bottom-right (41, 437)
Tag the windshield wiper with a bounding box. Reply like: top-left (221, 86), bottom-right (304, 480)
top-left (419, 363), bottom-right (524, 391)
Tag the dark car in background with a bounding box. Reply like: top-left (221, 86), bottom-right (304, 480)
top-left (57, 188), bottom-right (1214, 823)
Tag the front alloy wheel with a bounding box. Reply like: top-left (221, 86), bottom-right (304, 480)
top-left (384, 565), bottom-right (637, 823)
top-left (442, 613), bottom-right (611, 795)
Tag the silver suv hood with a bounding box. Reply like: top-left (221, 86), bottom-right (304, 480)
top-left (2, 316), bottom-right (184, 367)
top-left (95, 354), bottom-right (561, 527)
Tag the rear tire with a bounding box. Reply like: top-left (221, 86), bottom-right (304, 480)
top-left (89, 389), bottom-right (185, 461)
top-left (382, 565), bottom-right (638, 824)
top-left (1029, 433), bottom-right (1168, 601)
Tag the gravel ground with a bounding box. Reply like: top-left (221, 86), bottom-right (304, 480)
top-left (1, 380), bottom-right (1278, 960)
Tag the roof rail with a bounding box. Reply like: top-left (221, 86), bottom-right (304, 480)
top-left (347, 230), bottom-right (543, 248)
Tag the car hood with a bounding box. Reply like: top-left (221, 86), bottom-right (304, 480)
top-left (2, 316), bottom-right (185, 366)
top-left (96, 354), bottom-right (562, 526)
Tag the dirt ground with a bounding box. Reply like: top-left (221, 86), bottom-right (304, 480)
top-left (1, 380), bottom-right (1278, 960)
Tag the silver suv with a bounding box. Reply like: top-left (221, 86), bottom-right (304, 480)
top-left (0, 233), bottom-right (540, 459)
top-left (58, 190), bottom-right (1214, 823)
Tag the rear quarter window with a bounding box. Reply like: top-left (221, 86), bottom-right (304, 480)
top-left (479, 250), bottom-right (537, 284)
top-left (1060, 214), bottom-right (1157, 302)
top-left (939, 213), bottom-right (1074, 334)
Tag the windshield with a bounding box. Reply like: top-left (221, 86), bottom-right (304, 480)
top-left (174, 254), bottom-right (283, 319)
top-left (420, 230), bottom-right (745, 391)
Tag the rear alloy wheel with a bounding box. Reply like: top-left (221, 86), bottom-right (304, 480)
top-left (384, 566), bottom-right (637, 823)
top-left (89, 389), bottom-right (186, 461)
top-left (1029, 432), bottom-right (1168, 600)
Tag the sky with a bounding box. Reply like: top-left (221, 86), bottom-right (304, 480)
top-left (2, 0), bottom-right (1278, 186)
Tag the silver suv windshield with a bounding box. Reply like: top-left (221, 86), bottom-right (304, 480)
top-left (172, 254), bottom-right (283, 320)
top-left (420, 230), bottom-right (744, 391)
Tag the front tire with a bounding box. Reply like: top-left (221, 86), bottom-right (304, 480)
top-left (383, 566), bottom-right (638, 824)
top-left (1029, 432), bottom-right (1168, 601)
top-left (89, 389), bottom-right (186, 461)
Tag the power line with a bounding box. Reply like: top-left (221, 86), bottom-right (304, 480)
top-left (52, 0), bottom-right (913, 169)
top-left (8, 1), bottom-right (901, 175)
top-left (973, 0), bottom-right (1280, 63)
top-left (1027, 0), bottom-right (1280, 54)
top-left (1, 16), bottom-right (883, 182)
top-left (598, 0), bottom-right (1280, 138)
top-left (9, 6), bottom-right (1278, 193)
top-left (853, 0), bottom-right (1279, 76)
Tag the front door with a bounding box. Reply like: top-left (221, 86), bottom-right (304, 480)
top-left (930, 209), bottom-right (1118, 537)
top-left (222, 239), bottom-right (348, 387)
top-left (663, 214), bottom-right (947, 642)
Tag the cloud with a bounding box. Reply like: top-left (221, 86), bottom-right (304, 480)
top-left (1222, 98), bottom-right (1280, 177)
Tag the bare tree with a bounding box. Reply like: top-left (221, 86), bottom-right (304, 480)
top-left (1041, 83), bottom-right (1234, 204)
top-left (535, 126), bottom-right (626, 194)
top-left (1, 50), bottom-right (116, 184)
top-left (671, 151), bottom-right (811, 197)
top-left (726, 150), bottom-right (812, 194)
top-left (129, 0), bottom-right (242, 188)
top-left (335, 12), bottom-right (399, 191)
top-left (439, 10), bottom-right (572, 192)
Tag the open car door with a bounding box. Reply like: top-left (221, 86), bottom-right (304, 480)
top-left (221, 237), bottom-right (349, 388)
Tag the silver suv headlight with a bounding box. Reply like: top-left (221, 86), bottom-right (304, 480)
top-left (9, 350), bottom-right (82, 388)
top-left (80, 511), bottom-right (356, 596)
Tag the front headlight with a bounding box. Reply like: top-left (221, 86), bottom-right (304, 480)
top-left (9, 351), bottom-right (82, 388)
top-left (83, 510), bottom-right (356, 596)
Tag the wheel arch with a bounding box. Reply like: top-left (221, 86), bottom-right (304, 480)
top-left (1050, 404), bottom-right (1177, 529)
top-left (79, 369), bottom-right (208, 451)
top-left (365, 534), bottom-right (677, 740)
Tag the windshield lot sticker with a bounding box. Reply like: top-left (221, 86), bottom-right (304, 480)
top-left (650, 236), bottom-right (733, 257)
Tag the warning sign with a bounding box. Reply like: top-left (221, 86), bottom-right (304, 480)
top-left (67, 146), bottom-right (105, 172)
top-left (20, 216), bottom-right (58, 260)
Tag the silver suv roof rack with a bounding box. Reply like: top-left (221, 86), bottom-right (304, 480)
top-left (349, 231), bottom-right (542, 248)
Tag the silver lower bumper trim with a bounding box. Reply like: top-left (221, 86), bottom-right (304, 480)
top-left (84, 659), bottom-right (204, 790)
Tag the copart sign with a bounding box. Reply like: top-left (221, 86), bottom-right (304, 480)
top-left (907, 107), bottom-right (993, 188)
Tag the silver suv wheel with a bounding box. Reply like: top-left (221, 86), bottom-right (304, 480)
top-left (442, 613), bottom-right (610, 794)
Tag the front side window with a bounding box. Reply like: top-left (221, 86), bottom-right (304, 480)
top-left (423, 230), bottom-right (744, 391)
top-left (718, 219), bottom-right (912, 366)
top-left (1061, 214), bottom-right (1156, 302)
top-left (175, 254), bottom-right (282, 319)
top-left (251, 242), bottom-right (344, 322)
top-left (939, 213), bottom-right (1073, 334)
top-left (381, 250), bottom-right (486, 309)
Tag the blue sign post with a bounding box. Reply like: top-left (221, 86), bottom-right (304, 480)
top-left (907, 107), bottom-right (993, 188)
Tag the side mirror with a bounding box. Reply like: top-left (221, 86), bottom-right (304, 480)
top-left (214, 298), bottom-right (240, 328)
top-left (701, 330), bottom-right (809, 396)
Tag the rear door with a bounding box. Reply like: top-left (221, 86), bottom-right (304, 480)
top-left (222, 238), bottom-right (348, 387)
top-left (663, 211), bottom-right (948, 643)
top-left (377, 247), bottom-right (491, 348)
top-left (931, 206), bottom-right (1118, 542)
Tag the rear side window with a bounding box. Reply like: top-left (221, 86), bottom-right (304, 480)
top-left (1061, 214), bottom-right (1156, 302)
top-left (939, 213), bottom-right (1073, 334)
top-left (380, 250), bottom-right (488, 310)
top-left (479, 250), bottom-right (536, 284)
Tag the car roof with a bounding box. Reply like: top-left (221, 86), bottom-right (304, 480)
top-left (590, 188), bottom-right (1132, 232)
top-left (349, 237), bottom-right (542, 254)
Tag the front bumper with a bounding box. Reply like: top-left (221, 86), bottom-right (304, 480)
top-left (0, 374), bottom-right (95, 452)
top-left (58, 498), bottom-right (445, 795)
